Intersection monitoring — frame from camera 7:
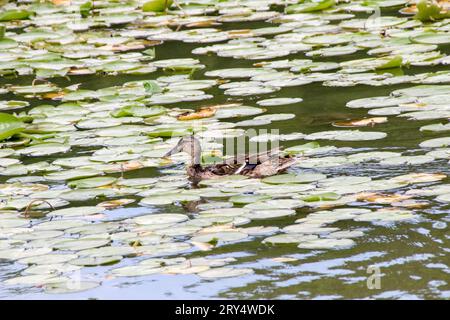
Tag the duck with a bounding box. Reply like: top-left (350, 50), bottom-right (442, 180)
top-left (164, 135), bottom-right (298, 184)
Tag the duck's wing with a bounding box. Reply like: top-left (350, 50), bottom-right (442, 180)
top-left (246, 147), bottom-right (282, 165)
top-left (203, 148), bottom-right (284, 176)
top-left (222, 147), bottom-right (281, 166)
top-left (244, 155), bottom-right (298, 178)
top-left (276, 155), bottom-right (298, 172)
top-left (207, 163), bottom-right (244, 175)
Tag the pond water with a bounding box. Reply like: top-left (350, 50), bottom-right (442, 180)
top-left (0, 1), bottom-right (449, 299)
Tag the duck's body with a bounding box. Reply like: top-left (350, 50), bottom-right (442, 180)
top-left (165, 136), bottom-right (298, 184)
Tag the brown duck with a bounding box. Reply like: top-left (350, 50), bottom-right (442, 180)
top-left (164, 136), bottom-right (298, 184)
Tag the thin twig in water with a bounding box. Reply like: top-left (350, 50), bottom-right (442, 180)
top-left (22, 199), bottom-right (55, 218)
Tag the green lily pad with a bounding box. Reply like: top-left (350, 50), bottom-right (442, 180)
top-left (0, 113), bottom-right (24, 141)
top-left (262, 234), bottom-right (319, 245)
top-left (245, 209), bottom-right (296, 220)
top-left (191, 231), bottom-right (248, 244)
top-left (49, 206), bottom-right (104, 217)
top-left (0, 10), bottom-right (32, 21)
top-left (4, 274), bottom-right (67, 286)
top-left (420, 137), bottom-right (450, 148)
top-left (140, 194), bottom-right (200, 206)
top-left (262, 173), bottom-right (326, 184)
top-left (133, 213), bottom-right (189, 225)
top-left (283, 224), bottom-right (339, 234)
top-left (197, 267), bottom-right (253, 279)
top-left (297, 238), bottom-right (355, 250)
top-left (111, 265), bottom-right (164, 277)
top-left (305, 130), bottom-right (387, 141)
top-left (412, 32), bottom-right (450, 45)
top-left (229, 195), bottom-right (271, 204)
top-left (143, 0), bottom-right (174, 12)
top-left (23, 264), bottom-right (81, 275)
top-left (53, 238), bottom-right (110, 251)
top-left (69, 256), bottom-right (122, 266)
top-left (12, 230), bottom-right (64, 241)
top-left (68, 177), bottom-right (117, 189)
top-left (286, 0), bottom-right (335, 13)
top-left (44, 280), bottom-right (100, 294)
top-left (257, 98), bottom-right (303, 106)
top-left (78, 246), bottom-right (136, 258)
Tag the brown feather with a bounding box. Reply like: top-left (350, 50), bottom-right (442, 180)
top-left (187, 154), bottom-right (297, 182)
top-left (171, 136), bottom-right (298, 183)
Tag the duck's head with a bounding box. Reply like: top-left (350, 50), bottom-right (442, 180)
top-left (164, 135), bottom-right (202, 165)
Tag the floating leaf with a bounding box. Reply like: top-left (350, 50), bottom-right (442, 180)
top-left (111, 105), bottom-right (166, 118)
top-left (133, 213), bottom-right (188, 225)
top-left (286, 0), bottom-right (335, 13)
top-left (0, 10), bottom-right (32, 22)
top-left (0, 113), bottom-right (24, 141)
top-left (68, 177), bottom-right (117, 189)
top-left (297, 238), bottom-right (355, 250)
top-left (97, 199), bottom-right (135, 209)
top-left (49, 206), bottom-right (104, 217)
top-left (414, 1), bottom-right (450, 22)
top-left (143, 0), bottom-right (173, 12)
top-left (245, 209), bottom-right (295, 220)
top-left (378, 55), bottom-right (403, 69)
top-left (80, 1), bottom-right (93, 18)
top-left (53, 238), bottom-right (110, 251)
top-left (111, 265), bottom-right (163, 277)
top-left (44, 281), bottom-right (100, 294)
top-left (262, 174), bottom-right (326, 184)
top-left (191, 231), bottom-right (248, 244)
top-left (4, 274), bottom-right (66, 286)
top-left (257, 98), bottom-right (303, 106)
top-left (70, 256), bottom-right (122, 266)
top-left (356, 192), bottom-right (411, 204)
top-left (18, 254), bottom-right (78, 266)
top-left (197, 267), bottom-right (253, 279)
top-left (298, 192), bottom-right (341, 202)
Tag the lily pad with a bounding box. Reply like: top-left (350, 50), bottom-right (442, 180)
top-left (44, 281), bottom-right (100, 294)
top-left (53, 238), bottom-right (110, 251)
top-left (191, 231), bottom-right (248, 244)
top-left (69, 256), bottom-right (122, 266)
top-left (0, 113), bottom-right (24, 141)
top-left (68, 177), bottom-right (117, 189)
top-left (197, 267), bottom-right (254, 279)
top-left (18, 254), bottom-right (78, 266)
top-left (133, 213), bottom-right (189, 225)
top-left (262, 174), bottom-right (326, 184)
top-left (297, 238), bottom-right (355, 250)
top-left (49, 206), bottom-right (104, 217)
